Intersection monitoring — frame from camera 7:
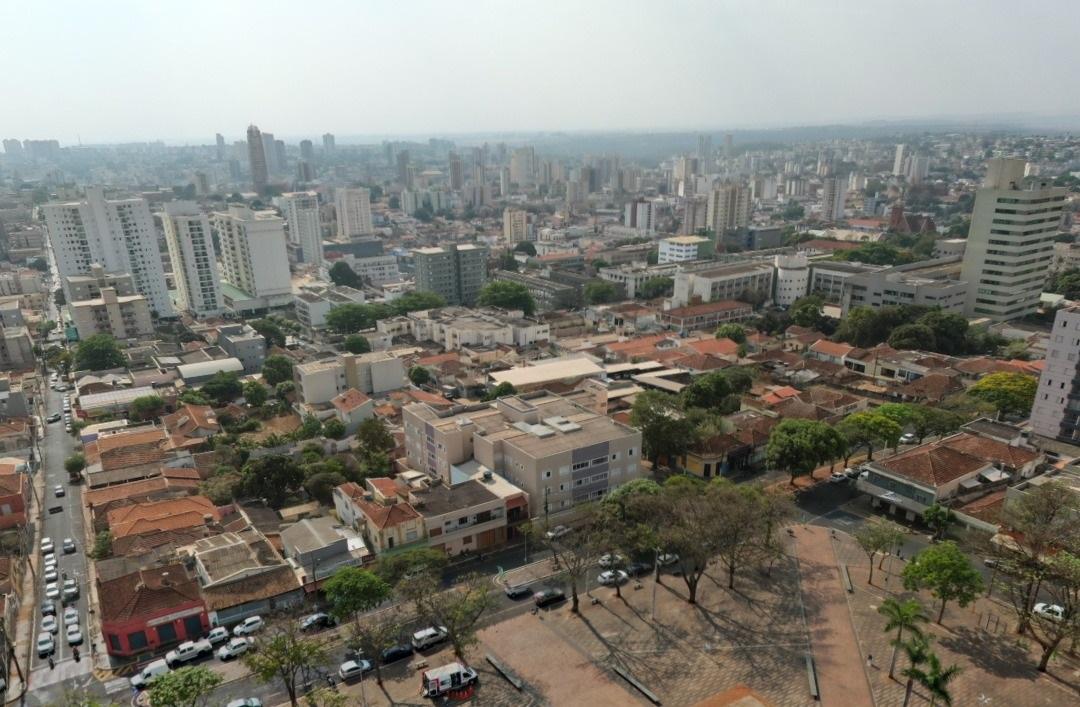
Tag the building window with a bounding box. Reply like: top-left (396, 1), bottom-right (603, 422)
top-left (543, 470), bottom-right (552, 479)
top-left (128, 631), bottom-right (148, 650)
top-left (108, 634), bottom-right (122, 652)
top-left (462, 535), bottom-right (472, 544)
top-left (156, 623), bottom-right (177, 644)
top-left (572, 461), bottom-right (589, 471)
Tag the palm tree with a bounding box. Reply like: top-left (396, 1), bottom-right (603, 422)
top-left (879, 598), bottom-right (930, 679)
top-left (915, 653), bottom-right (962, 707)
top-left (899, 636), bottom-right (932, 707)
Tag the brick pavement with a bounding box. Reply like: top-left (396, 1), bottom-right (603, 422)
top-left (792, 524), bottom-right (876, 707)
top-left (831, 529), bottom-right (1080, 707)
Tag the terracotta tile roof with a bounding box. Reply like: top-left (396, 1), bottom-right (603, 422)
top-left (773, 397), bottom-right (827, 420)
top-left (0, 463), bottom-right (25, 496)
top-left (606, 334), bottom-right (676, 355)
top-left (686, 338), bottom-right (740, 357)
top-left (98, 563), bottom-right (203, 622)
top-left (331, 388), bottom-right (372, 415)
top-left (663, 300), bottom-right (751, 318)
top-left (0, 419), bottom-right (30, 437)
top-left (392, 389), bottom-right (453, 408)
top-left (354, 497), bottom-right (421, 529)
top-left (944, 433), bottom-right (1038, 469)
top-left (84, 476), bottom-right (171, 507)
top-left (200, 563), bottom-right (301, 611)
top-left (107, 496), bottom-right (218, 539)
top-left (374, 404), bottom-right (398, 418)
top-left (111, 526), bottom-right (210, 557)
top-left (761, 386), bottom-right (801, 405)
top-left (366, 477), bottom-right (398, 497)
top-left (749, 349), bottom-right (802, 366)
top-left (676, 353), bottom-right (731, 372)
top-left (898, 373), bottom-right (964, 401)
top-left (809, 340), bottom-right (854, 358)
top-left (955, 489), bottom-right (1007, 525)
top-left (163, 404), bottom-right (219, 436)
top-left (416, 352), bottom-right (458, 366)
top-left (337, 482), bottom-right (364, 500)
top-left (877, 432), bottom-right (1037, 489)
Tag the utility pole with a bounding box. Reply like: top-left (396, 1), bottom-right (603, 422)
top-left (650, 548), bottom-right (660, 620)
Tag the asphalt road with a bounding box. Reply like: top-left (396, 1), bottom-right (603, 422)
top-left (29, 376), bottom-right (94, 686)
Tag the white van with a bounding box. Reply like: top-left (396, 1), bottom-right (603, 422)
top-left (130, 658), bottom-right (170, 690)
top-left (411, 625), bottom-right (448, 650)
top-left (421, 662), bottom-right (478, 697)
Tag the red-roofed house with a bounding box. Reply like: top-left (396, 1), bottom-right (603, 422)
top-left (808, 340), bottom-right (854, 365)
top-left (99, 563), bottom-right (209, 657)
top-left (332, 481), bottom-right (425, 553)
top-left (0, 458), bottom-right (29, 529)
top-left (330, 388), bottom-right (375, 435)
top-left (685, 337), bottom-right (740, 358)
top-left (660, 300), bottom-right (753, 334)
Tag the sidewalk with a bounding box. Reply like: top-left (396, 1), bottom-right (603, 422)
top-left (792, 524), bottom-right (876, 706)
top-left (7, 439), bottom-right (47, 703)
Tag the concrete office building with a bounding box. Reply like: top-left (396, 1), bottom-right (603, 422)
top-left (403, 393), bottom-right (643, 515)
top-left (821, 177), bottom-right (845, 222)
top-left (294, 352), bottom-right (407, 404)
top-left (69, 288), bottom-right (153, 341)
top-left (322, 133), bottom-right (335, 151)
top-left (659, 235), bottom-right (711, 264)
top-left (773, 254), bottom-right (810, 307)
top-left (0, 325), bottom-right (33, 371)
top-left (961, 158), bottom-right (1067, 321)
top-left (510, 147), bottom-right (535, 185)
top-left (670, 262), bottom-right (774, 308)
top-left (217, 323), bottom-right (268, 373)
top-left (598, 262), bottom-right (682, 299)
top-left (299, 140), bottom-right (314, 161)
top-left (279, 191), bottom-right (323, 265)
top-left (247, 124), bottom-right (269, 193)
top-left (807, 261), bottom-right (881, 304)
top-left (705, 184), bottom-right (751, 233)
top-left (503, 208), bottom-right (528, 244)
top-left (1031, 306), bottom-right (1080, 443)
top-left (335, 188), bottom-right (374, 238)
top-left (492, 270), bottom-right (579, 311)
top-left (413, 244), bottom-right (489, 307)
top-left (161, 202), bottom-right (224, 318)
top-left (43, 186), bottom-right (174, 317)
top-left (448, 153), bottom-right (464, 190)
top-left (213, 205), bottom-right (292, 311)
top-left (842, 257), bottom-right (968, 317)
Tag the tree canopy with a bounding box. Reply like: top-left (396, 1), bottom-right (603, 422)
top-left (250, 318), bottom-right (286, 348)
top-left (902, 541), bottom-right (984, 623)
top-left (408, 365), bottom-right (431, 386)
top-left (261, 355), bottom-right (294, 386)
top-left (478, 280), bottom-right (536, 315)
top-left (343, 334), bottom-right (371, 354)
top-left (714, 323), bottom-right (747, 343)
top-left (130, 395), bottom-right (166, 422)
top-left (765, 419), bottom-right (845, 484)
top-left (201, 371), bottom-right (243, 405)
top-left (148, 665), bottom-right (222, 707)
top-left (968, 372), bottom-right (1037, 418)
top-left (242, 454), bottom-right (304, 507)
top-left (631, 390), bottom-right (700, 465)
top-left (513, 241), bottom-right (537, 256)
top-left (638, 276), bottom-right (674, 300)
top-left (1046, 268), bottom-right (1080, 300)
top-left (324, 567), bottom-right (392, 622)
top-left (834, 242), bottom-right (916, 266)
top-left (328, 261), bottom-right (362, 288)
top-left (584, 280), bottom-right (619, 305)
top-left (75, 333), bottom-right (125, 371)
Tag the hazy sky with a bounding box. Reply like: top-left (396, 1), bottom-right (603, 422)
top-left (3, 0), bottom-right (1079, 144)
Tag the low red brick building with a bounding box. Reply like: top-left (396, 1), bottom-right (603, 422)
top-left (99, 563), bottom-right (209, 658)
top-left (0, 458), bottom-right (29, 530)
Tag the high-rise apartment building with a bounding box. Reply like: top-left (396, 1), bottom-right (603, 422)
top-left (821, 177), bottom-right (845, 222)
top-left (213, 204), bottom-right (292, 309)
top-left (215, 133), bottom-right (225, 161)
top-left (1031, 306), bottom-right (1080, 443)
top-left (499, 167), bottom-right (511, 197)
top-left (448, 152), bottom-right (464, 190)
top-left (259, 131), bottom-right (278, 174)
top-left (697, 135), bottom-right (712, 172)
top-left (413, 244), bottom-right (489, 307)
top-left (705, 183), bottom-right (751, 233)
top-left (161, 201), bottom-right (224, 318)
top-left (961, 158), bottom-right (1067, 321)
top-left (322, 133), bottom-right (335, 151)
top-left (892, 144), bottom-right (906, 176)
top-left (42, 186), bottom-right (173, 317)
top-left (509, 147), bottom-right (535, 185)
top-left (299, 140), bottom-right (314, 161)
top-left (246, 124), bottom-right (269, 193)
top-left (69, 287), bottom-right (154, 341)
top-left (335, 188), bottom-right (374, 238)
top-left (624, 198), bottom-right (656, 233)
top-left (279, 191), bottom-right (323, 265)
top-left (502, 208), bottom-right (528, 243)
top-left (396, 150), bottom-right (411, 187)
top-left (723, 133), bottom-right (734, 159)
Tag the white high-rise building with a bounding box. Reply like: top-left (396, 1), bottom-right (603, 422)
top-left (42, 186), bottom-right (174, 317)
top-left (213, 204), bottom-right (293, 309)
top-left (705, 184), bottom-right (750, 233)
top-left (821, 177), bottom-right (845, 222)
top-left (892, 144), bottom-right (906, 176)
top-left (279, 191), bottom-right (323, 265)
top-left (161, 201), bottom-right (223, 318)
top-left (503, 207), bottom-right (528, 243)
top-left (335, 187), bottom-right (374, 238)
top-left (1030, 306), bottom-right (1080, 443)
top-left (623, 199), bottom-right (656, 233)
top-left (961, 158), bottom-right (1068, 321)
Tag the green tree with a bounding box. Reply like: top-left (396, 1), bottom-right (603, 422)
top-left (478, 280), bottom-right (536, 315)
top-left (513, 241), bottom-right (537, 256)
top-left (789, 295), bottom-right (825, 329)
top-left (148, 665), bottom-right (222, 707)
top-left (293, 415), bottom-right (323, 441)
top-left (854, 519), bottom-right (906, 585)
top-left (835, 242), bottom-right (915, 266)
top-left (914, 652), bottom-right (963, 707)
top-left (75, 333), bottom-right (125, 371)
top-left (250, 318), bottom-right (286, 348)
top-left (408, 365), bottom-right (432, 386)
top-left (923, 504), bottom-right (954, 541)
top-left (28, 257), bottom-right (49, 272)
top-left (968, 372), bottom-right (1037, 418)
top-left (481, 381), bottom-right (517, 401)
top-left (242, 380), bottom-right (268, 408)
top-left (324, 567), bottom-right (392, 624)
top-left (242, 455), bottom-right (304, 508)
top-left (303, 471), bottom-right (347, 505)
top-left (584, 280), bottom-right (619, 304)
top-left (888, 323), bottom-right (937, 351)
top-left (496, 251), bottom-right (519, 271)
top-left (765, 419), bottom-right (841, 484)
top-left (878, 598), bottom-right (930, 679)
top-left (130, 395), bottom-right (166, 421)
top-left (64, 453), bottom-right (85, 477)
top-left (898, 635), bottom-right (933, 707)
top-left (375, 547), bottom-right (448, 586)
top-left (90, 530), bottom-right (112, 559)
top-left (202, 371), bottom-right (243, 405)
top-left (324, 303), bottom-right (373, 334)
top-left (902, 541), bottom-right (985, 624)
top-left (355, 417), bottom-right (395, 456)
top-left (328, 261), bottom-right (362, 288)
top-left (344, 608), bottom-right (403, 686)
top-left (681, 370), bottom-right (732, 410)
top-left (342, 334), bottom-right (370, 354)
top-left (199, 467), bottom-right (244, 504)
top-left (322, 418), bottom-right (346, 440)
top-left (405, 572), bottom-right (493, 660)
top-left (390, 291), bottom-right (445, 315)
top-left (714, 323), bottom-right (747, 343)
top-left (638, 276), bottom-right (674, 300)
top-left (178, 389), bottom-right (211, 406)
top-left (836, 411), bottom-right (901, 461)
top-left (262, 355), bottom-right (294, 386)
top-left (275, 380), bottom-right (296, 400)
top-left (782, 202), bottom-right (804, 221)
top-left (243, 622), bottom-right (329, 707)
top-left (917, 311), bottom-right (970, 355)
top-left (631, 390), bottom-right (699, 466)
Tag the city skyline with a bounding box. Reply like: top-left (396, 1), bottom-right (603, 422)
top-left (4, 1), bottom-right (1080, 143)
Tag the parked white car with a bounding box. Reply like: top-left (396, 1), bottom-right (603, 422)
top-left (597, 570), bottom-right (629, 586)
top-left (1034, 602), bottom-right (1065, 622)
top-left (232, 616), bottom-right (264, 636)
top-left (217, 637), bottom-right (254, 661)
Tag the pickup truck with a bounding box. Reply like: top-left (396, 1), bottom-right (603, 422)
top-left (165, 639), bottom-right (214, 667)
